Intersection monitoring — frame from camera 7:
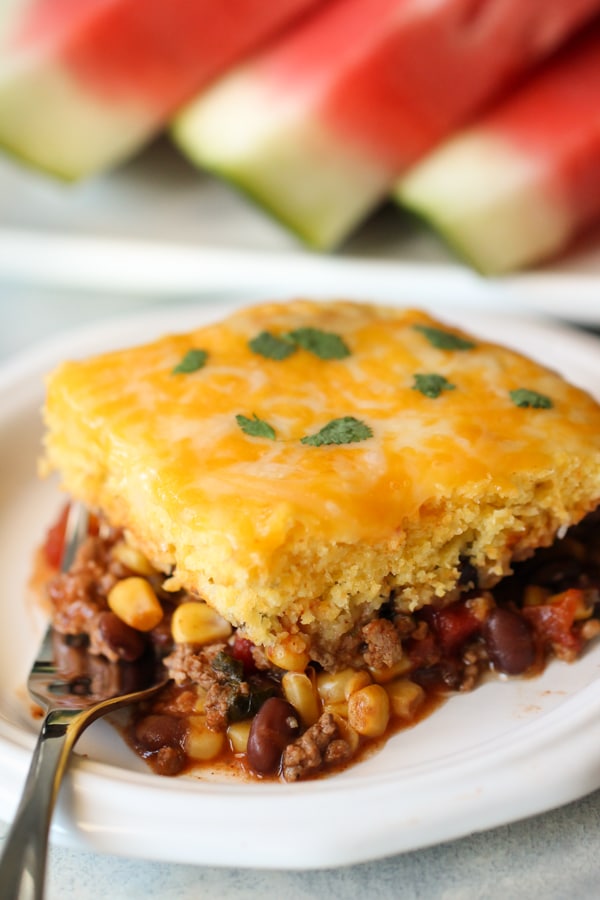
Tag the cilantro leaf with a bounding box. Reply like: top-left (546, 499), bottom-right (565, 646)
top-left (413, 324), bottom-right (475, 351)
top-left (287, 327), bottom-right (350, 360)
top-left (301, 416), bottom-right (372, 447)
top-left (509, 389), bottom-right (553, 409)
top-left (211, 651), bottom-right (244, 684)
top-left (412, 373), bottom-right (456, 399)
top-left (249, 331), bottom-right (296, 360)
top-left (172, 348), bottom-right (208, 374)
top-left (236, 413), bottom-right (277, 440)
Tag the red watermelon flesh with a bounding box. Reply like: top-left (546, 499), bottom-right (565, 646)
top-left (1, 0), bottom-right (328, 177)
top-left (479, 25), bottom-right (600, 228)
top-left (173, 0), bottom-right (600, 248)
top-left (258, 0), bottom-right (600, 171)
top-left (397, 21), bottom-right (600, 273)
top-left (12, 0), bottom-right (327, 116)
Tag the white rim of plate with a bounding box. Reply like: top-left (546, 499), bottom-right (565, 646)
top-left (1, 229), bottom-right (600, 325)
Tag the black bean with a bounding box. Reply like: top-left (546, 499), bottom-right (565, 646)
top-left (483, 607), bottom-right (535, 675)
top-left (134, 714), bottom-right (185, 752)
top-left (97, 611), bottom-right (146, 662)
top-left (247, 697), bottom-right (301, 775)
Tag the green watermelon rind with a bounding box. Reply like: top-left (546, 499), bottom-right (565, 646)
top-left (170, 117), bottom-right (331, 249)
top-left (170, 93), bottom-right (391, 252)
top-left (188, 153), bottom-right (330, 250)
top-left (395, 186), bottom-right (495, 275)
top-left (0, 132), bottom-right (80, 181)
top-left (394, 133), bottom-right (573, 276)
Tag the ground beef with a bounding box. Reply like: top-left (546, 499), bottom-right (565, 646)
top-left (47, 531), bottom-right (127, 636)
top-left (204, 682), bottom-right (235, 732)
top-left (250, 643), bottom-right (271, 671)
top-left (311, 630), bottom-right (363, 671)
top-left (361, 618), bottom-right (403, 669)
top-left (282, 712), bottom-right (352, 782)
top-left (163, 642), bottom-right (227, 688)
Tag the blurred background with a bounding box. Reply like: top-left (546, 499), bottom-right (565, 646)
top-left (1, 0), bottom-right (600, 332)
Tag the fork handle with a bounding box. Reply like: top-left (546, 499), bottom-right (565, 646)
top-left (0, 709), bottom-right (85, 900)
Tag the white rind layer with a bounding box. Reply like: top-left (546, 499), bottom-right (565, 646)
top-left (172, 72), bottom-right (391, 249)
top-left (397, 132), bottom-right (572, 275)
top-left (0, 55), bottom-right (152, 179)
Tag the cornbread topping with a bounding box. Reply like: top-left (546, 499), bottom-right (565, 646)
top-left (39, 300), bottom-right (600, 779)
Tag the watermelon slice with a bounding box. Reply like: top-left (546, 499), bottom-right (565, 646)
top-left (396, 23), bottom-right (600, 274)
top-left (0, 0), bottom-right (327, 179)
top-left (172, 0), bottom-right (600, 250)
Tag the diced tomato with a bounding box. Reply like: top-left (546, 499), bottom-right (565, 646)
top-left (231, 635), bottom-right (258, 675)
top-left (523, 588), bottom-right (584, 654)
top-left (426, 601), bottom-right (482, 655)
top-left (406, 632), bottom-right (440, 668)
top-left (43, 503), bottom-right (70, 569)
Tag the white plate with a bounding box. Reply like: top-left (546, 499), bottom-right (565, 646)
top-left (1, 298), bottom-right (600, 870)
top-left (1, 145), bottom-right (600, 324)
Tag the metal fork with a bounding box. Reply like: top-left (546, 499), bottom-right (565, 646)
top-left (0, 503), bottom-right (169, 900)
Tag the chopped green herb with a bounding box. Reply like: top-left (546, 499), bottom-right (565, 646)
top-left (509, 389), bottom-right (553, 409)
top-left (287, 327), bottom-right (350, 360)
top-left (212, 651), bottom-right (244, 684)
top-left (301, 416), bottom-right (373, 447)
top-left (227, 684), bottom-right (277, 722)
top-left (172, 348), bottom-right (208, 374)
top-left (236, 413), bottom-right (277, 440)
top-left (413, 324), bottom-right (475, 351)
top-left (249, 331), bottom-right (296, 360)
top-left (413, 373), bottom-right (456, 399)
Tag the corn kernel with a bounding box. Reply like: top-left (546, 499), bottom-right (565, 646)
top-left (227, 720), bottom-right (252, 753)
top-left (347, 684), bottom-right (390, 738)
top-left (385, 679), bottom-right (425, 720)
top-left (171, 601), bottom-right (232, 645)
top-left (323, 700), bottom-right (349, 719)
top-left (112, 540), bottom-right (156, 576)
top-left (107, 576), bottom-right (163, 632)
top-left (266, 636), bottom-right (309, 672)
top-left (282, 672), bottom-right (320, 725)
top-left (368, 656), bottom-right (413, 684)
top-left (317, 668), bottom-right (371, 705)
top-left (185, 716), bottom-right (225, 761)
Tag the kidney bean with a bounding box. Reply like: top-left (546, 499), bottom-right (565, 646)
top-left (247, 697), bottom-right (301, 775)
top-left (97, 611), bottom-right (146, 662)
top-left (483, 607), bottom-right (535, 675)
top-left (134, 714), bottom-right (185, 752)
top-left (153, 746), bottom-right (186, 777)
